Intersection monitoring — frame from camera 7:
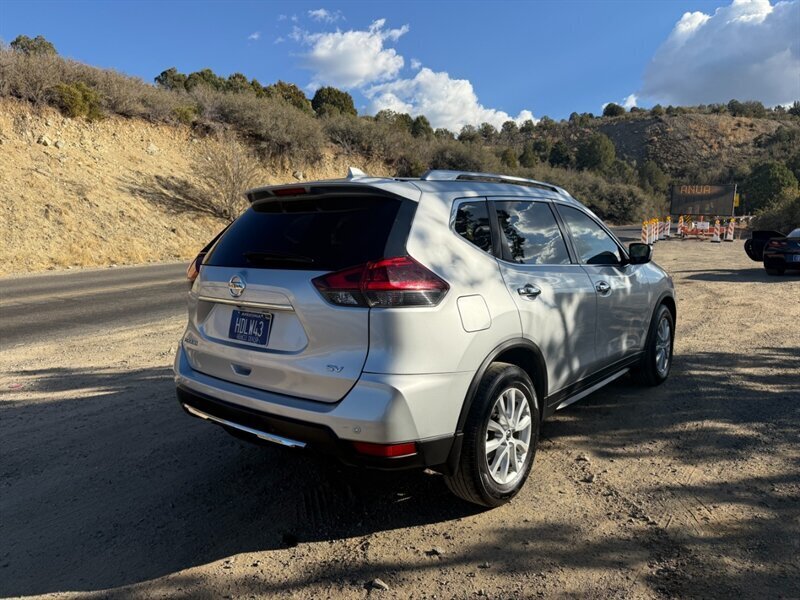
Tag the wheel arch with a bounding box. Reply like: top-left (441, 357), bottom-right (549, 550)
top-left (455, 338), bottom-right (548, 434)
top-left (443, 338), bottom-right (547, 477)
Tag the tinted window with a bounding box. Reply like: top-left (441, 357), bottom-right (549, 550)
top-left (454, 201), bottom-right (492, 253)
top-left (205, 196), bottom-right (408, 270)
top-left (494, 201), bottom-right (570, 265)
top-left (558, 206), bottom-right (623, 265)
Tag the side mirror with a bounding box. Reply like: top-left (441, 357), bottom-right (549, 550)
top-left (628, 242), bottom-right (652, 265)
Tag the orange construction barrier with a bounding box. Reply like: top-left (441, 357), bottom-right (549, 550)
top-left (711, 219), bottom-right (722, 243)
top-left (724, 219), bottom-right (735, 242)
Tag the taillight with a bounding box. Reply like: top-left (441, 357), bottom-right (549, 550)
top-left (312, 256), bottom-right (449, 308)
top-left (186, 251), bottom-right (206, 284)
top-left (768, 240), bottom-right (786, 248)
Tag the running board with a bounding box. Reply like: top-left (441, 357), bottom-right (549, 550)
top-left (555, 368), bottom-right (630, 411)
top-left (183, 404), bottom-right (307, 448)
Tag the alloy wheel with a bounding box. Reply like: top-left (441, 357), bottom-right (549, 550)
top-left (484, 387), bottom-right (532, 485)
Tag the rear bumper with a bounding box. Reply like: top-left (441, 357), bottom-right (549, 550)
top-left (177, 385), bottom-right (455, 470)
top-left (174, 346), bottom-right (470, 470)
top-left (764, 252), bottom-right (800, 268)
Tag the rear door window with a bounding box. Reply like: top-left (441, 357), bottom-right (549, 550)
top-left (493, 201), bottom-right (571, 265)
top-left (454, 201), bottom-right (493, 253)
top-left (205, 196), bottom-right (410, 270)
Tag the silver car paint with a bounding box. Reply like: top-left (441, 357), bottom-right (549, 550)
top-left (176, 173), bottom-right (675, 444)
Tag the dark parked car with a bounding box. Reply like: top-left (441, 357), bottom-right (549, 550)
top-left (762, 228), bottom-right (800, 275)
top-left (744, 230), bottom-right (784, 262)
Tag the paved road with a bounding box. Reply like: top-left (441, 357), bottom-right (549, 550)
top-left (0, 263), bottom-right (188, 348)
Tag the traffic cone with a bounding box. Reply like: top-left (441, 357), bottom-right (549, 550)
top-left (658, 218), bottom-right (666, 240)
top-left (677, 215), bottom-right (684, 237)
top-left (641, 220), bottom-right (648, 244)
top-left (724, 219), bottom-right (735, 242)
top-left (665, 216), bottom-right (672, 239)
top-left (711, 219), bottom-right (722, 243)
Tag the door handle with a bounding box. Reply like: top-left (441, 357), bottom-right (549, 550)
top-left (517, 283), bottom-right (542, 299)
top-left (595, 281), bottom-right (611, 294)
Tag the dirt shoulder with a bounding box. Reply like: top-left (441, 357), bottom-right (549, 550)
top-left (0, 240), bottom-right (798, 599)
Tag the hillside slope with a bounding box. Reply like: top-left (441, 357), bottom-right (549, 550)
top-left (598, 113), bottom-right (794, 176)
top-left (0, 99), bottom-right (389, 276)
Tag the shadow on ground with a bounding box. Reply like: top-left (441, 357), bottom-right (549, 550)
top-left (1, 347), bottom-right (798, 597)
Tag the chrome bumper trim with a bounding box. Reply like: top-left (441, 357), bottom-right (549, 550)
top-left (183, 403), bottom-right (307, 448)
top-left (197, 295), bottom-right (295, 312)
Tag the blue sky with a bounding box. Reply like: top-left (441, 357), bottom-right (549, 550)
top-left (2, 0), bottom-right (798, 130)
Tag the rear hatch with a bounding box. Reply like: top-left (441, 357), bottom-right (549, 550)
top-left (185, 189), bottom-right (416, 403)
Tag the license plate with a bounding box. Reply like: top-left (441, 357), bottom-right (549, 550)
top-left (228, 310), bottom-right (272, 345)
top-left (791, 254), bottom-right (800, 262)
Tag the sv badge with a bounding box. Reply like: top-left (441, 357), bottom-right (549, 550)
top-left (326, 365), bottom-right (344, 373)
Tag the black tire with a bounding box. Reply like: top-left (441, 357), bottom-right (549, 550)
top-left (765, 266), bottom-right (785, 276)
top-left (744, 239), bottom-right (760, 261)
top-left (634, 304), bottom-right (674, 386)
top-left (444, 363), bottom-right (540, 507)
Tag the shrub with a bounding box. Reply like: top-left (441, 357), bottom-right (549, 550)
top-left (500, 147), bottom-right (518, 168)
top-left (411, 115), bottom-right (433, 138)
top-left (651, 104), bottom-right (665, 117)
top-left (311, 86), bottom-right (357, 117)
top-left (192, 132), bottom-right (261, 220)
top-left (519, 143), bottom-right (537, 168)
top-left (638, 160), bottom-right (669, 194)
top-left (173, 104), bottom-right (198, 125)
top-left (458, 124), bottom-right (479, 143)
top-left (603, 103), bottom-right (625, 117)
top-left (548, 140), bottom-right (571, 168)
top-left (743, 161), bottom-right (799, 212)
top-left (54, 82), bottom-right (103, 121)
top-left (576, 133), bottom-right (615, 171)
top-left (429, 142), bottom-right (488, 171)
top-left (751, 191), bottom-right (800, 232)
top-left (10, 34), bottom-right (57, 56)
top-left (208, 91), bottom-right (324, 164)
top-left (323, 113), bottom-right (373, 155)
top-left (154, 67), bottom-right (187, 91)
top-left (263, 80), bottom-right (312, 113)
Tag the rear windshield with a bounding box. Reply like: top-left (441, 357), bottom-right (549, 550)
top-left (204, 196), bottom-right (411, 271)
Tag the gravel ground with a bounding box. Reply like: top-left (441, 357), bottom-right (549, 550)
top-left (1, 240), bottom-right (798, 599)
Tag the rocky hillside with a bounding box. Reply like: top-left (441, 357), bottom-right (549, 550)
top-left (0, 99), bottom-right (389, 276)
top-left (598, 113), bottom-right (796, 178)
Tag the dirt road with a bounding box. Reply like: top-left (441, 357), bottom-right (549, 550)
top-left (1, 240), bottom-right (798, 599)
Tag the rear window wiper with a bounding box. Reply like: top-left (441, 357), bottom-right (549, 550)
top-left (242, 251), bottom-right (316, 266)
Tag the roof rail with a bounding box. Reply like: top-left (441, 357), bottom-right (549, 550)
top-left (420, 170), bottom-right (563, 194)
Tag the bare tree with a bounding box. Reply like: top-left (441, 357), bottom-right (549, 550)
top-left (193, 132), bottom-right (261, 220)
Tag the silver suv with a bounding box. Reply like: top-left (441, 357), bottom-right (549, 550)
top-left (175, 169), bottom-right (675, 507)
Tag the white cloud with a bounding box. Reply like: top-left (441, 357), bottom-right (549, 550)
top-left (300, 19), bottom-right (409, 89)
top-left (622, 94), bottom-right (637, 109)
top-left (247, 31), bottom-right (260, 41)
top-left (366, 68), bottom-right (535, 131)
top-left (410, 58), bottom-right (422, 70)
top-left (308, 8), bottom-right (343, 23)
top-left (642, 0), bottom-right (800, 106)
top-left (278, 14), bottom-right (287, 21)
top-left (274, 36), bottom-right (285, 44)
